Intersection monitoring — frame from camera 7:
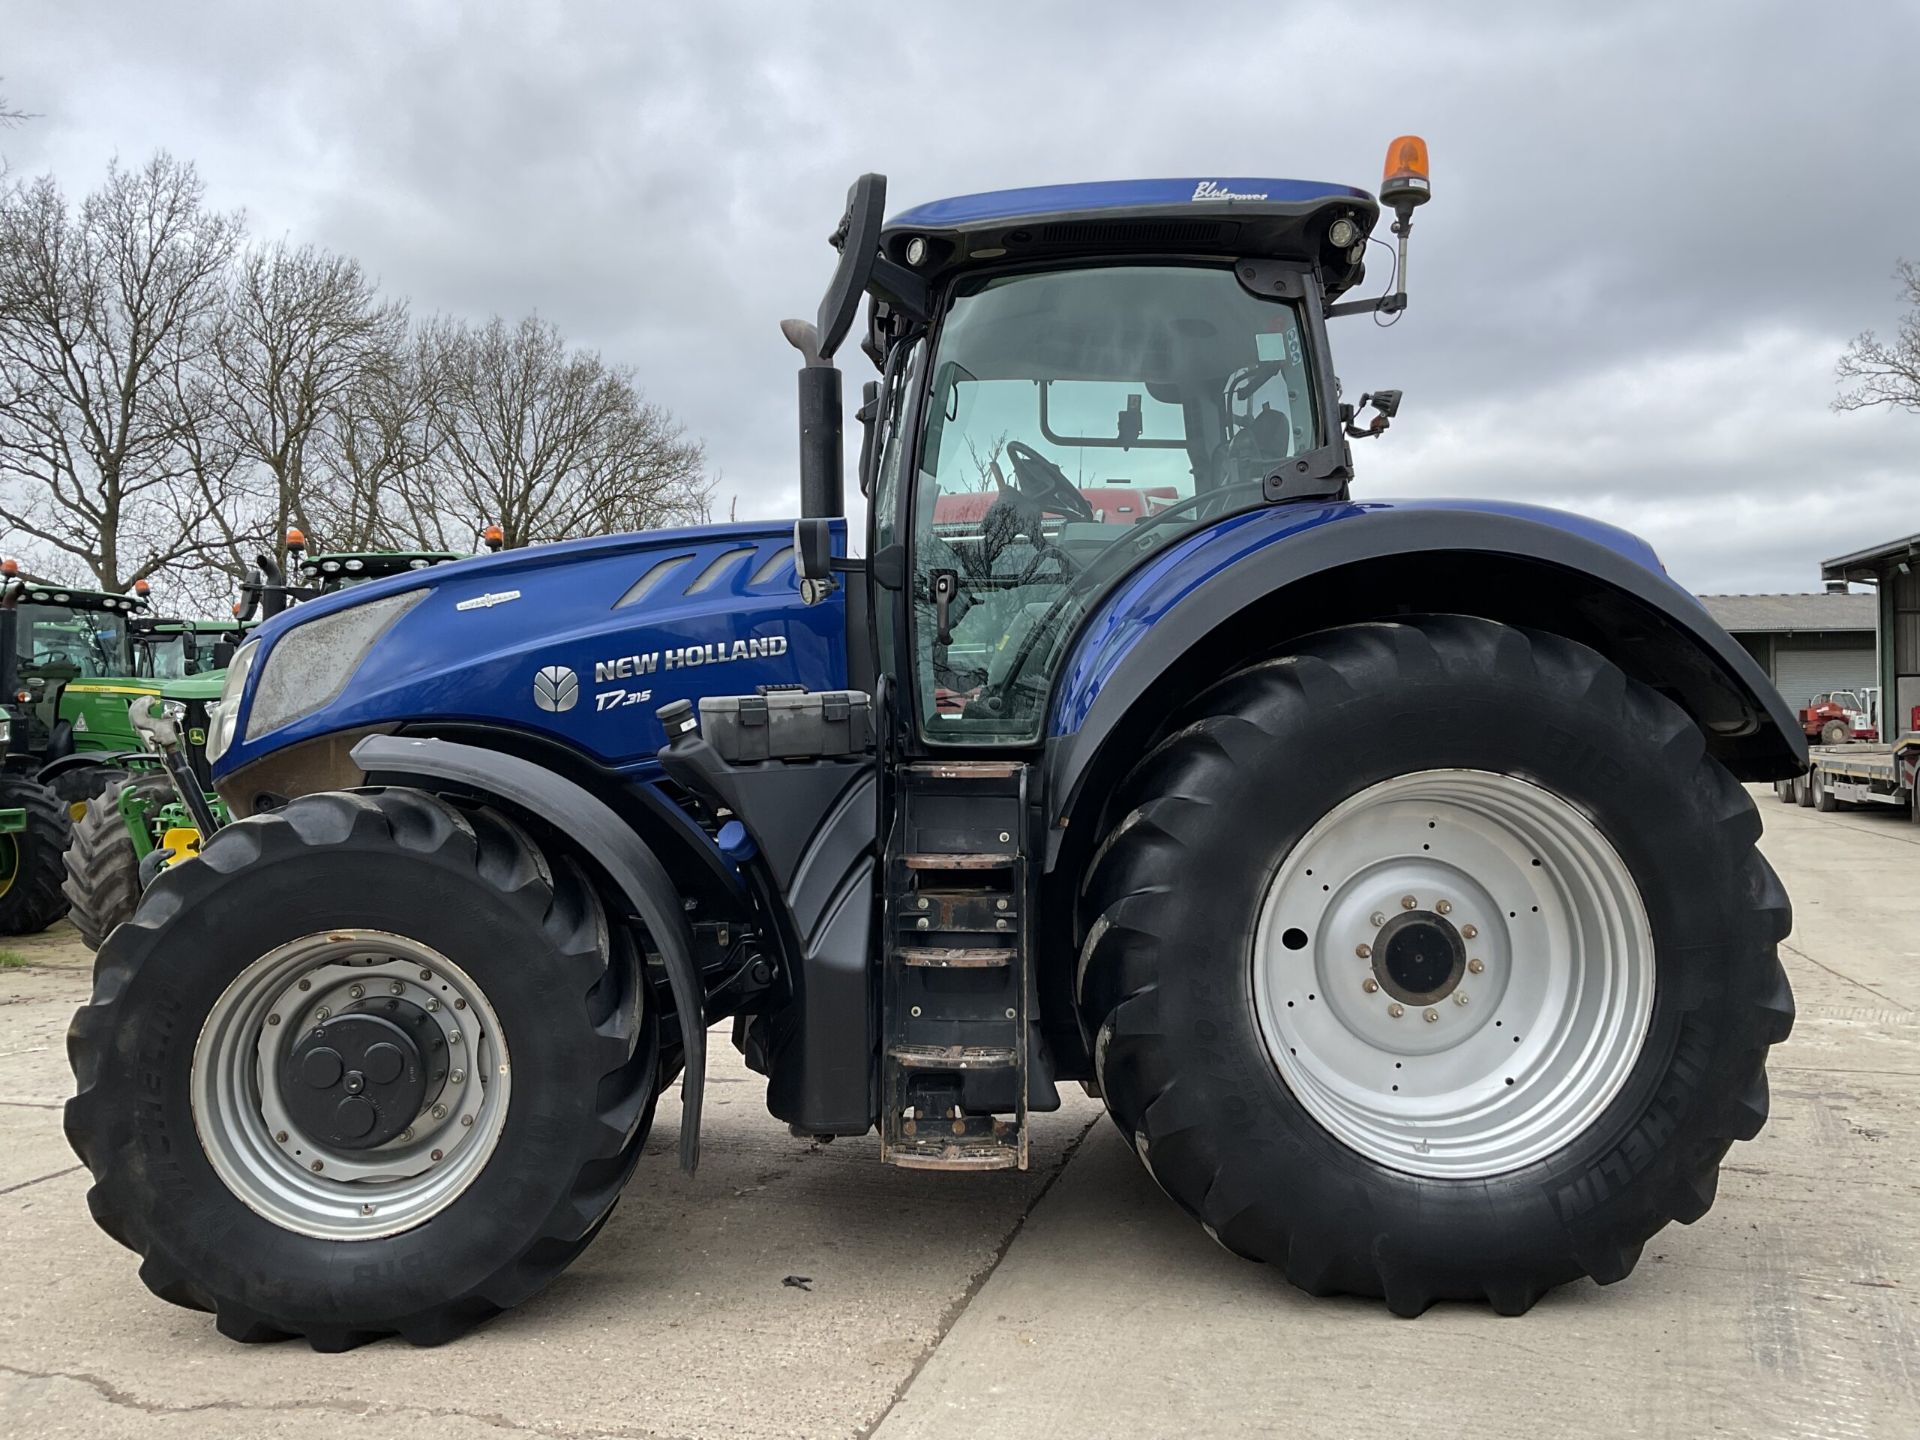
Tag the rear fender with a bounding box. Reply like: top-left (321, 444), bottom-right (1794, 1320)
top-left (1044, 502), bottom-right (1805, 860)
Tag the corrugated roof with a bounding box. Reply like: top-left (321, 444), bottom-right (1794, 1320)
top-left (1698, 593), bottom-right (1876, 634)
top-left (1822, 532), bottom-right (1920, 578)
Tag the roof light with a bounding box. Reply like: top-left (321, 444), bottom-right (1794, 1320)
top-left (1328, 217), bottom-right (1361, 249)
top-left (408, 558), bottom-right (430, 570)
top-left (1, 558), bottom-right (16, 576)
top-left (1380, 135), bottom-right (1431, 214)
top-left (321, 561), bottom-right (341, 574)
top-left (344, 558), bottom-right (365, 572)
top-left (133, 578), bottom-right (151, 595)
top-left (285, 528), bottom-right (307, 552)
top-left (904, 236), bottom-right (927, 266)
top-left (482, 524), bottom-right (505, 551)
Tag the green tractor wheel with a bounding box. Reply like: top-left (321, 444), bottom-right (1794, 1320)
top-left (63, 774), bottom-right (177, 951)
top-left (0, 774), bottom-right (74, 937)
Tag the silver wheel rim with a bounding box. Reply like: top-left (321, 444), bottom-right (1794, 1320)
top-left (1252, 770), bottom-right (1654, 1179)
top-left (191, 929), bottom-right (511, 1240)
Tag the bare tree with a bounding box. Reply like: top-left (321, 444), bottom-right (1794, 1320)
top-left (210, 241), bottom-right (408, 567)
top-left (1836, 260), bottom-right (1920, 415)
top-left (304, 330), bottom-right (456, 552)
top-left (418, 313), bottom-right (709, 548)
top-left (0, 153), bottom-right (242, 588)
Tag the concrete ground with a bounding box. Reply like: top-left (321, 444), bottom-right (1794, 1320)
top-left (1, 786), bottom-right (1915, 1438)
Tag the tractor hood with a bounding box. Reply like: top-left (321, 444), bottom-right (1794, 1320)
top-left (211, 520), bottom-right (847, 786)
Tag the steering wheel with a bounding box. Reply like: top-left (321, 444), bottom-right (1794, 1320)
top-left (1004, 440), bottom-right (1095, 523)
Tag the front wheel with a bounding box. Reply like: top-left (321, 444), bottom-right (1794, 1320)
top-left (1076, 617), bottom-right (1793, 1315)
top-left (61, 773), bottom-right (174, 950)
top-left (66, 789), bottom-right (659, 1348)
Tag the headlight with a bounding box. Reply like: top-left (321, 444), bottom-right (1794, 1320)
top-left (158, 698), bottom-right (189, 725)
top-left (205, 638), bottom-right (260, 765)
top-left (244, 590), bottom-right (426, 743)
top-left (0, 713), bottom-right (10, 747)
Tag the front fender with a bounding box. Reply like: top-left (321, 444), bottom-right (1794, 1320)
top-left (351, 734), bottom-right (707, 1172)
top-left (1044, 500), bottom-right (1803, 846)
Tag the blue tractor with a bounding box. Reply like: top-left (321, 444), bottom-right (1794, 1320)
top-left (66, 141), bottom-right (1802, 1346)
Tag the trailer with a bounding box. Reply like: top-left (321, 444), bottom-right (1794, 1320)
top-left (1777, 738), bottom-right (1920, 817)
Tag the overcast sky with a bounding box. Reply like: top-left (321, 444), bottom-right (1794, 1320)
top-left (5, 0), bottom-right (1916, 594)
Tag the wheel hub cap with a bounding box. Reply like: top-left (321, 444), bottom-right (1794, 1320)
top-left (283, 1008), bottom-right (442, 1150)
top-left (1373, 910), bottom-right (1466, 1004)
top-left (1252, 769), bottom-right (1656, 1179)
top-left (191, 931), bottom-right (510, 1240)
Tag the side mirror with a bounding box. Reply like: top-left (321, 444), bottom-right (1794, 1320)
top-left (794, 519), bottom-right (835, 582)
top-left (212, 640), bottom-right (237, 669)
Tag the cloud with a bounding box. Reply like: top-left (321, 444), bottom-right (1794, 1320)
top-left (4, 0), bottom-right (1917, 587)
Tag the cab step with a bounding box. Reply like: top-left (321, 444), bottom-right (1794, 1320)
top-left (896, 946), bottom-right (1012, 969)
top-left (880, 761), bottom-right (1032, 1172)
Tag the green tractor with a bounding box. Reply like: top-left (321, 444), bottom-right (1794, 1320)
top-left (60, 600), bottom-right (254, 949)
top-left (0, 565), bottom-right (156, 935)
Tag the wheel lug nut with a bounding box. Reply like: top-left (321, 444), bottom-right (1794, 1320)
top-left (1362, 978), bottom-right (1379, 994)
top-left (431, 1104), bottom-right (448, 1120)
top-left (450, 1069), bottom-right (465, 1084)
top-left (1435, 899), bottom-right (1452, 915)
top-left (1468, 958), bottom-right (1485, 974)
top-left (1454, 993), bottom-right (1469, 1006)
top-left (1355, 943), bottom-right (1372, 959)
top-left (297, 979), bottom-right (312, 991)
top-left (1370, 911), bottom-right (1386, 927)
top-left (1462, 924), bottom-right (1478, 940)
top-left (1401, 895), bottom-right (1418, 910)
top-left (449, 1031), bottom-right (462, 1045)
top-left (454, 998), bottom-right (466, 1010)
top-left (314, 1007), bottom-right (331, 1021)
top-left (461, 1115), bottom-right (474, 1127)
top-left (275, 1130), bottom-right (288, 1143)
top-left (400, 1128), bottom-right (414, 1142)
top-left (425, 998), bottom-right (440, 1012)
top-left (1424, 1008), bottom-right (1439, 1023)
top-left (1387, 1003), bottom-right (1404, 1018)
top-left (310, 1160), bottom-right (324, 1173)
top-left (348, 983), bottom-right (364, 999)
top-left (419, 969), bottom-right (433, 981)
top-left (430, 1149), bottom-right (444, 1162)
top-left (267, 1013), bottom-right (280, 1026)
top-left (389, 980), bottom-right (405, 995)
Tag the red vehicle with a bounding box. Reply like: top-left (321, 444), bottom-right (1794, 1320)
top-left (1799, 689), bottom-right (1877, 746)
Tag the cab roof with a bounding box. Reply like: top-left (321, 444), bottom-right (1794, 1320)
top-left (4, 577), bottom-right (145, 614)
top-left (881, 177), bottom-right (1379, 297)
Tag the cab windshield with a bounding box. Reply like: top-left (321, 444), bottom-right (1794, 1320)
top-left (16, 604), bottom-right (134, 680)
top-left (909, 263), bottom-right (1318, 743)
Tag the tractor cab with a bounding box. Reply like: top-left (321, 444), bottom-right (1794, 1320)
top-left (236, 531), bottom-right (471, 621)
top-left (792, 168), bottom-right (1419, 745)
top-left (132, 618), bottom-right (250, 680)
top-left (0, 569), bottom-right (146, 760)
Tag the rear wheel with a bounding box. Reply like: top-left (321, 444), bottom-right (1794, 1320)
top-left (66, 789), bottom-right (659, 1348)
top-left (0, 774), bottom-right (73, 936)
top-left (61, 773), bottom-right (173, 950)
top-left (1811, 768), bottom-right (1838, 812)
top-left (1077, 617), bottom-right (1793, 1315)
top-left (1818, 719), bottom-right (1849, 747)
